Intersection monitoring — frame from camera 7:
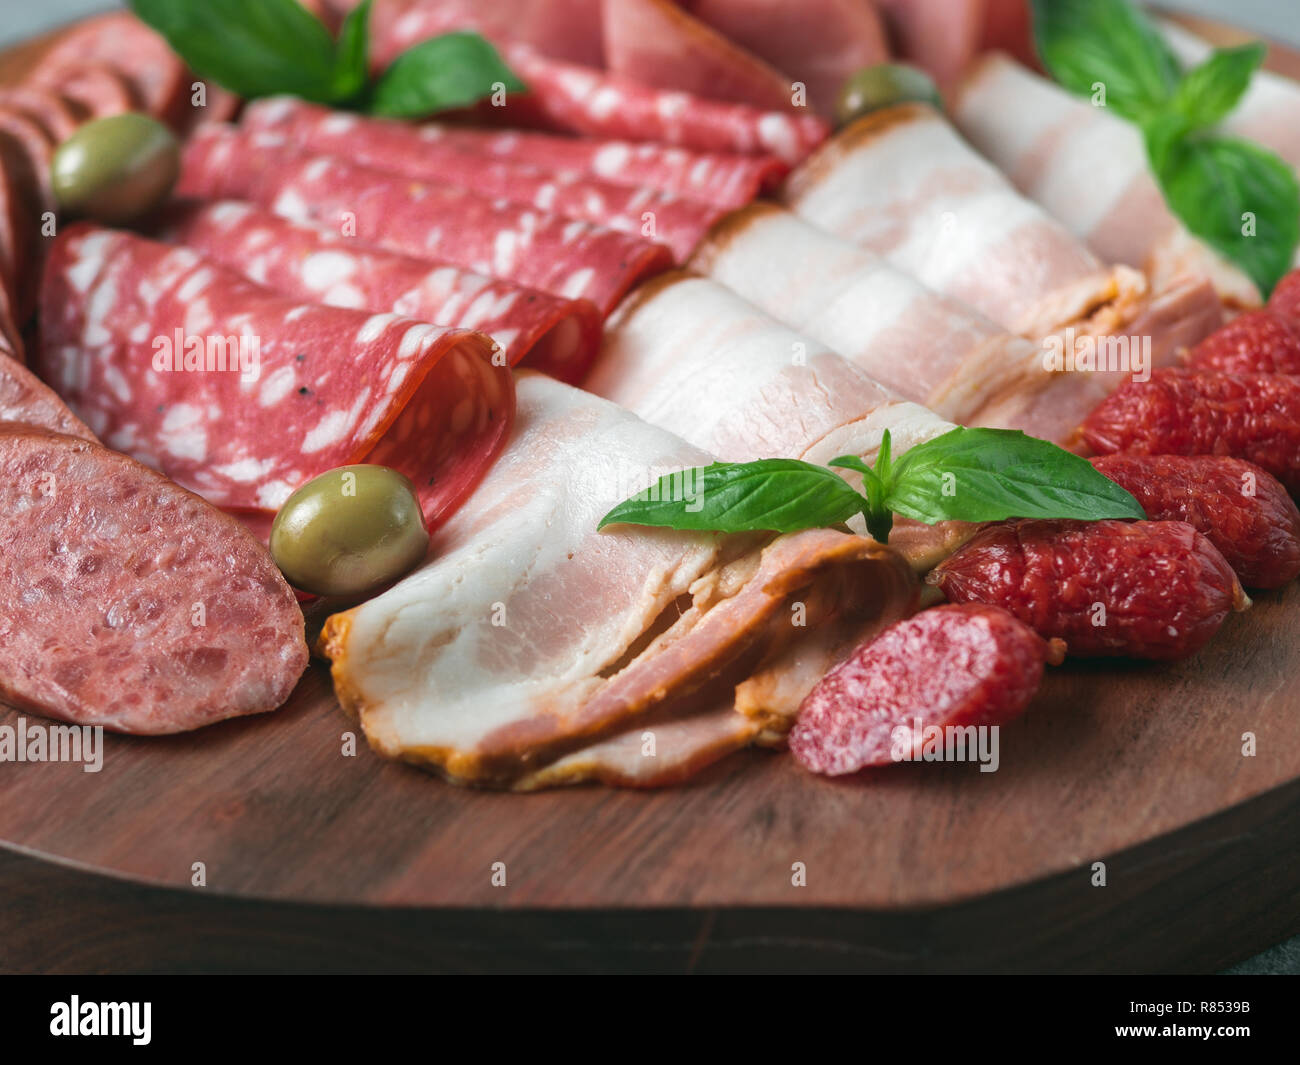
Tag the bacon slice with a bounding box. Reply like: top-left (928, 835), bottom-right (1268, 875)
top-left (158, 200), bottom-right (603, 383)
top-left (319, 374), bottom-right (917, 788)
top-left (36, 224), bottom-right (512, 531)
top-left (179, 125), bottom-right (673, 316)
top-left (239, 98), bottom-right (728, 262)
top-left (955, 54), bottom-right (1260, 306)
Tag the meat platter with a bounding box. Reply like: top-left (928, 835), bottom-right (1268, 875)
top-left (1, 2), bottom-right (1299, 974)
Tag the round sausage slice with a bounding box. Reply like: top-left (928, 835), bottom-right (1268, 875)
top-left (0, 425), bottom-right (308, 734)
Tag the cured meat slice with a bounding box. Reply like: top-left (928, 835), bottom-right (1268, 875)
top-left (238, 99), bottom-right (727, 262)
top-left (690, 203), bottom-right (1217, 445)
top-left (875, 0), bottom-right (1036, 90)
top-left (601, 0), bottom-right (800, 112)
top-left (0, 424), bottom-right (307, 734)
top-left (36, 224), bottom-right (512, 530)
top-left (30, 62), bottom-right (140, 119)
top-left (0, 116), bottom-right (47, 327)
top-left (0, 85), bottom-right (84, 142)
top-left (178, 125), bottom-right (673, 315)
top-left (0, 105), bottom-right (55, 214)
top-left (684, 0), bottom-right (891, 117)
top-left (37, 12), bottom-right (188, 127)
top-left (501, 46), bottom-right (830, 164)
top-left (955, 54), bottom-right (1260, 306)
top-left (319, 373), bottom-right (917, 788)
top-left (784, 103), bottom-right (1223, 376)
top-left (158, 200), bottom-right (602, 383)
top-left (178, 80), bottom-right (243, 134)
top-left (0, 355), bottom-right (94, 440)
top-left (0, 280), bottom-right (22, 362)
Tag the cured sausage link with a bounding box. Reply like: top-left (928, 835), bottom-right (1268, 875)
top-left (0, 425), bottom-right (307, 734)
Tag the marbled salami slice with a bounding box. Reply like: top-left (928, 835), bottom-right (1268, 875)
top-left (36, 224), bottom-right (513, 530)
top-left (178, 126), bottom-right (673, 316)
top-left (30, 61), bottom-right (140, 119)
top-left (37, 12), bottom-right (188, 127)
top-left (240, 99), bottom-right (726, 262)
top-left (501, 46), bottom-right (829, 165)
top-left (159, 200), bottom-right (602, 382)
top-left (0, 424), bottom-right (307, 734)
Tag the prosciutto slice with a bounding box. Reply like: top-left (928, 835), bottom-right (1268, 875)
top-left (239, 98), bottom-right (728, 262)
top-left (36, 224), bottom-right (512, 529)
top-left (178, 125), bottom-right (673, 316)
top-left (319, 374), bottom-right (917, 788)
top-left (954, 53), bottom-right (1260, 306)
top-left (159, 200), bottom-right (603, 383)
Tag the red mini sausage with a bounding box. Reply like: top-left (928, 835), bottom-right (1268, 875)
top-left (1267, 268), bottom-right (1300, 323)
top-left (1080, 368), bottom-right (1300, 495)
top-left (1186, 309), bottom-right (1300, 374)
top-left (789, 603), bottom-right (1061, 776)
top-left (1091, 454), bottom-right (1300, 589)
top-left (928, 519), bottom-right (1247, 660)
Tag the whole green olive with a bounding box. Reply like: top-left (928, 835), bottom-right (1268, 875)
top-left (51, 113), bottom-right (180, 223)
top-left (835, 64), bottom-right (943, 126)
top-left (270, 465), bottom-right (430, 598)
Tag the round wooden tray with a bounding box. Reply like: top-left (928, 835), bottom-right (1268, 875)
top-left (2, 13), bottom-right (1299, 974)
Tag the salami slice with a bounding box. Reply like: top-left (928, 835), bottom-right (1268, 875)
top-left (0, 85), bottom-right (84, 142)
top-left (37, 12), bottom-right (188, 127)
top-left (179, 126), bottom-right (673, 316)
top-left (0, 354), bottom-right (93, 439)
top-left (158, 200), bottom-right (603, 382)
top-left (0, 120), bottom-right (45, 326)
top-left (500, 46), bottom-right (830, 164)
top-left (37, 224), bottom-right (514, 531)
top-left (0, 424), bottom-right (307, 734)
top-left (0, 105), bottom-right (55, 214)
top-left (244, 101), bottom-right (786, 209)
top-left (239, 99), bottom-right (727, 262)
top-left (31, 61), bottom-right (140, 119)
top-left (0, 279), bottom-right (21, 362)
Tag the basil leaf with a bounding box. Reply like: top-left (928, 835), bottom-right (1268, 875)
top-left (598, 460), bottom-right (866, 534)
top-left (1030, 0), bottom-right (1180, 121)
top-left (369, 31), bottom-right (525, 118)
top-left (884, 428), bottom-right (1147, 525)
top-left (1147, 130), bottom-right (1300, 297)
top-left (331, 0), bottom-right (372, 105)
top-left (130, 0), bottom-right (343, 101)
top-left (828, 454), bottom-right (892, 543)
top-left (1170, 43), bottom-right (1266, 127)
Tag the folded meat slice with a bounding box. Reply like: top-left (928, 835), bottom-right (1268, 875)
top-left (158, 200), bottom-right (603, 383)
top-left (954, 54), bottom-right (1260, 306)
top-left (319, 374), bottom-right (917, 788)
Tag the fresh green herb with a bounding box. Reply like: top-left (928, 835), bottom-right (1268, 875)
top-left (129, 0), bottom-right (521, 117)
top-left (598, 428), bottom-right (1146, 544)
top-left (1030, 0), bottom-right (1299, 297)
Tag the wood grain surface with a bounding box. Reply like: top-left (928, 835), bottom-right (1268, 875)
top-left (2, 13), bottom-right (1299, 972)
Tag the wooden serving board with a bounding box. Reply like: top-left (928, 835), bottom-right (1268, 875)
top-left (2, 13), bottom-right (1300, 974)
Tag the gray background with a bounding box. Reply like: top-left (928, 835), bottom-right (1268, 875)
top-left (3, 0), bottom-right (1297, 974)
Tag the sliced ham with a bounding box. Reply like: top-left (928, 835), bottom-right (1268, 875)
top-left (319, 373), bottom-right (917, 788)
top-left (783, 103), bottom-right (1221, 371)
top-left (239, 98), bottom-right (728, 262)
top-left (36, 224), bottom-right (513, 531)
top-left (601, 0), bottom-right (799, 112)
top-left (683, 0), bottom-right (891, 116)
top-left (178, 124), bottom-right (673, 316)
top-left (158, 199), bottom-right (603, 383)
top-left (955, 54), bottom-right (1260, 306)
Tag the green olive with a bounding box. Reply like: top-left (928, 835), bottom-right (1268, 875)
top-left (270, 466), bottom-right (430, 598)
top-left (51, 113), bottom-right (180, 223)
top-left (835, 64), bottom-right (943, 126)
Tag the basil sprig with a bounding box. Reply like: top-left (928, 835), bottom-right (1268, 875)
top-left (129, 0), bottom-right (523, 117)
top-left (1030, 0), bottom-right (1299, 298)
top-left (598, 428), bottom-right (1146, 543)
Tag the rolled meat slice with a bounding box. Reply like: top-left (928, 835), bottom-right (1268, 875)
top-left (36, 224), bottom-right (513, 531)
top-left (178, 125), bottom-right (673, 316)
top-left (0, 85), bottom-right (84, 142)
top-left (238, 98), bottom-right (728, 262)
top-left (158, 200), bottom-right (603, 383)
top-left (30, 62), bottom-right (140, 119)
top-left (954, 54), bottom-right (1260, 306)
top-left (0, 424), bottom-right (307, 734)
top-left (319, 373), bottom-right (918, 788)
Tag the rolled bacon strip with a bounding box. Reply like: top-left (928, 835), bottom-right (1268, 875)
top-left (158, 200), bottom-right (603, 383)
top-left (179, 125), bottom-right (673, 317)
top-left (239, 98), bottom-right (728, 262)
top-left (36, 224), bottom-right (513, 531)
top-left (954, 53), bottom-right (1260, 306)
top-left (320, 374), bottom-right (918, 789)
